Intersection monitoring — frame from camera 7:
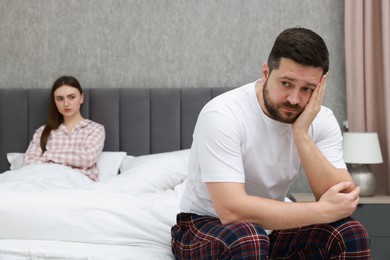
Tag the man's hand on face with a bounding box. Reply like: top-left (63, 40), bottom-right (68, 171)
top-left (292, 73), bottom-right (328, 135)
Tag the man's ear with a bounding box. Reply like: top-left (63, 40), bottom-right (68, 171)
top-left (262, 62), bottom-right (269, 79)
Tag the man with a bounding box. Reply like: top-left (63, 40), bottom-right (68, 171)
top-left (171, 27), bottom-right (371, 259)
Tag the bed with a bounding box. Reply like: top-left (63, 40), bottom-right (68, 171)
top-left (0, 87), bottom-right (232, 259)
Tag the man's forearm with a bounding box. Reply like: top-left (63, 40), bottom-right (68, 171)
top-left (212, 187), bottom-right (356, 230)
top-left (293, 132), bottom-right (354, 200)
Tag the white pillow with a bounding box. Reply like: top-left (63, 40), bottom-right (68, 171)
top-left (120, 149), bottom-right (190, 172)
top-left (6, 153), bottom-right (25, 170)
top-left (96, 151), bottom-right (128, 180)
top-left (91, 149), bottom-right (190, 194)
top-left (119, 155), bottom-right (136, 173)
top-left (7, 151), bottom-right (127, 180)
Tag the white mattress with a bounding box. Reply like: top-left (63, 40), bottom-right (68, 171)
top-left (0, 240), bottom-right (174, 260)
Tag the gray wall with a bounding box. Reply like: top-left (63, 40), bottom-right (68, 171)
top-left (0, 0), bottom-right (346, 192)
top-left (0, 0), bottom-right (346, 118)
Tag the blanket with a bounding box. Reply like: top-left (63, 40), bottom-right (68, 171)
top-left (0, 150), bottom-right (190, 259)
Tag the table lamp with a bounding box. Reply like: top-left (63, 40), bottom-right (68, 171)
top-left (342, 132), bottom-right (383, 197)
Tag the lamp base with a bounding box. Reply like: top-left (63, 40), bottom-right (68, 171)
top-left (350, 164), bottom-right (376, 197)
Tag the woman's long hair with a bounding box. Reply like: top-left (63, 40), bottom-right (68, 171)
top-left (40, 76), bottom-right (83, 152)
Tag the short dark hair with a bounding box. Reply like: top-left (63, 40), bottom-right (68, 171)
top-left (267, 27), bottom-right (329, 74)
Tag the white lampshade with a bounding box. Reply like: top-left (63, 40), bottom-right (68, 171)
top-left (342, 132), bottom-right (383, 164)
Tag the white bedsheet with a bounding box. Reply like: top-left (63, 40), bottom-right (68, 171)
top-left (0, 155), bottom-right (188, 259)
top-left (0, 164), bottom-right (93, 190)
top-left (0, 184), bottom-right (184, 244)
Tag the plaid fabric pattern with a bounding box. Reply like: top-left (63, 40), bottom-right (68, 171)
top-left (172, 213), bottom-right (270, 259)
top-left (269, 218), bottom-right (371, 259)
top-left (171, 213), bottom-right (371, 259)
top-left (24, 119), bottom-right (105, 181)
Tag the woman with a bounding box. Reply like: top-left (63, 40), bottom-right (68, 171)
top-left (23, 75), bottom-right (105, 181)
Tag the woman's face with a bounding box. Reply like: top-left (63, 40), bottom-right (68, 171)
top-left (53, 85), bottom-right (83, 119)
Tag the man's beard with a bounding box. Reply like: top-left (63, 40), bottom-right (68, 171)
top-left (262, 81), bottom-right (303, 124)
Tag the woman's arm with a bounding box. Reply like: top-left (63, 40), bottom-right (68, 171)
top-left (23, 126), bottom-right (45, 166)
top-left (43, 122), bottom-right (105, 169)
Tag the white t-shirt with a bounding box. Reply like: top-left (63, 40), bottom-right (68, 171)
top-left (180, 81), bottom-right (346, 218)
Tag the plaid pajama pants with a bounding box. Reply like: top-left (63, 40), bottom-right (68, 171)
top-left (171, 213), bottom-right (371, 259)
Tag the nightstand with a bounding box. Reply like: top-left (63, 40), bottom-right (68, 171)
top-left (291, 193), bottom-right (390, 259)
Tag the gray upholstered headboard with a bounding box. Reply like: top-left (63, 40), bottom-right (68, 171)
top-left (0, 87), bottom-right (233, 173)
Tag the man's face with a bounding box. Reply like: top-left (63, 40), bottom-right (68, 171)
top-left (261, 58), bottom-right (323, 124)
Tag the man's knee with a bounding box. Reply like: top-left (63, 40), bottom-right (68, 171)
top-left (172, 220), bottom-right (270, 259)
top-left (220, 222), bottom-right (270, 258)
top-left (314, 217), bottom-right (371, 258)
top-left (331, 218), bottom-right (370, 252)
top-left (268, 217), bottom-right (371, 259)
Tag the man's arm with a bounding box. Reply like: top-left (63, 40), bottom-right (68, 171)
top-left (292, 74), bottom-right (355, 200)
top-left (293, 134), bottom-right (354, 200)
top-left (207, 181), bottom-right (359, 229)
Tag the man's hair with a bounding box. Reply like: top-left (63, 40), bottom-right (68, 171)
top-left (267, 27), bottom-right (329, 74)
